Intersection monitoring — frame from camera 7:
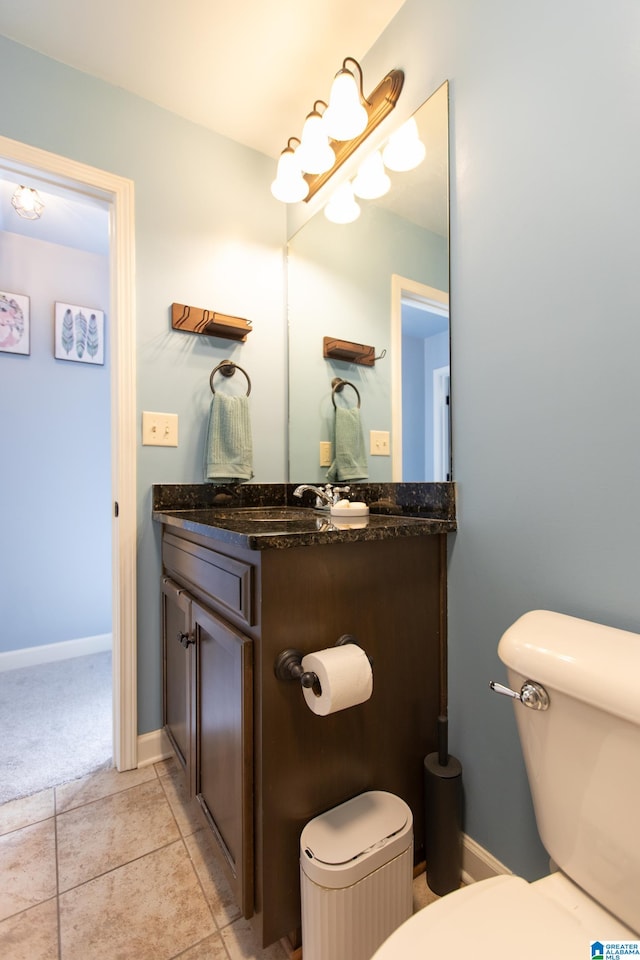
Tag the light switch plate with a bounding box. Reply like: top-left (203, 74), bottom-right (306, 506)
top-left (319, 441), bottom-right (333, 467)
top-left (370, 430), bottom-right (390, 456)
top-left (142, 411), bottom-right (179, 447)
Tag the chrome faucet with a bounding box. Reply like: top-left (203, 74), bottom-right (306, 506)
top-left (293, 483), bottom-right (350, 509)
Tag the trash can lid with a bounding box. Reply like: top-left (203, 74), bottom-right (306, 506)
top-left (300, 790), bottom-right (410, 866)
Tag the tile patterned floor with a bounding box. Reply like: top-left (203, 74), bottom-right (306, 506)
top-left (0, 757), bottom-right (440, 959)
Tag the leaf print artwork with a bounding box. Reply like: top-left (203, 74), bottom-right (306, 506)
top-left (75, 310), bottom-right (87, 359)
top-left (54, 302), bottom-right (105, 364)
top-left (61, 308), bottom-right (74, 354)
top-left (87, 313), bottom-right (99, 359)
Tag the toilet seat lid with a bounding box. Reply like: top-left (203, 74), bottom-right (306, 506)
top-left (372, 875), bottom-right (617, 959)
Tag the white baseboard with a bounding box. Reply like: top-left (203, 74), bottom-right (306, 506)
top-left (462, 833), bottom-right (511, 884)
top-left (137, 728), bottom-right (173, 768)
top-left (0, 633), bottom-right (112, 672)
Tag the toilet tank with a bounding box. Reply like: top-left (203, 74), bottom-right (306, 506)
top-left (498, 609), bottom-right (640, 934)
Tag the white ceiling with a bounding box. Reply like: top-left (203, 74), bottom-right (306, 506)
top-left (0, 0), bottom-right (407, 159)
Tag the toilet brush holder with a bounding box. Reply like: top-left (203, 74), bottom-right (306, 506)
top-left (424, 716), bottom-right (462, 896)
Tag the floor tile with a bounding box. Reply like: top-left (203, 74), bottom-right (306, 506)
top-left (0, 820), bottom-right (57, 922)
top-left (59, 840), bottom-right (216, 960)
top-left (55, 762), bottom-right (157, 813)
top-left (57, 777), bottom-right (180, 891)
top-left (0, 789), bottom-right (54, 836)
top-left (221, 917), bottom-right (289, 960)
top-left (0, 898), bottom-right (58, 960)
top-left (157, 758), bottom-right (207, 837)
top-left (172, 932), bottom-right (230, 959)
top-left (413, 871), bottom-right (441, 911)
top-left (184, 829), bottom-right (241, 928)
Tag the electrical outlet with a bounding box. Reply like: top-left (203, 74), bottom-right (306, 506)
top-left (319, 441), bottom-right (333, 467)
top-left (142, 411), bottom-right (179, 447)
top-left (370, 430), bottom-right (390, 456)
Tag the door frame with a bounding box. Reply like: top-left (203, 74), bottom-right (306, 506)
top-left (0, 135), bottom-right (138, 770)
top-left (390, 274), bottom-right (449, 481)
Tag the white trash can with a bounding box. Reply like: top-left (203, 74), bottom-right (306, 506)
top-left (300, 791), bottom-right (413, 960)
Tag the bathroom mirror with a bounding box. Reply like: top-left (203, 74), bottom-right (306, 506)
top-left (287, 80), bottom-right (450, 484)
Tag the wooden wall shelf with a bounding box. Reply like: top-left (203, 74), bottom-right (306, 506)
top-left (171, 303), bottom-right (252, 341)
top-left (323, 336), bottom-right (376, 366)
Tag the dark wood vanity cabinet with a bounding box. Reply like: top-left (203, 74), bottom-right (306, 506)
top-left (160, 524), bottom-right (445, 948)
top-left (161, 569), bottom-right (254, 917)
top-left (161, 577), bottom-right (195, 796)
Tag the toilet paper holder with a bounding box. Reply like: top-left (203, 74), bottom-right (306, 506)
top-left (274, 634), bottom-right (369, 696)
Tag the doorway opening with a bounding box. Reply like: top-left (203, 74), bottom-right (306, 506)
top-left (390, 274), bottom-right (450, 481)
top-left (0, 135), bottom-right (137, 776)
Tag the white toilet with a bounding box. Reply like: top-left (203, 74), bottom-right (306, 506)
top-left (373, 609), bottom-right (640, 958)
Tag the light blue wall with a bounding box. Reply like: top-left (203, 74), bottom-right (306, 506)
top-left (362, 0), bottom-right (640, 879)
top-left (0, 36), bottom-right (286, 732)
top-left (0, 232), bottom-right (111, 651)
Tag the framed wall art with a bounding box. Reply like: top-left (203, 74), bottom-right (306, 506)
top-left (54, 302), bottom-right (105, 365)
top-left (0, 290), bottom-right (30, 356)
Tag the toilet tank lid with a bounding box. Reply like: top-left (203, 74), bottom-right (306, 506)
top-left (498, 610), bottom-right (640, 725)
top-left (300, 790), bottom-right (411, 866)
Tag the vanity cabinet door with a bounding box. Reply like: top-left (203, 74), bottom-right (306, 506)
top-left (161, 576), bottom-right (196, 798)
top-left (193, 601), bottom-right (254, 918)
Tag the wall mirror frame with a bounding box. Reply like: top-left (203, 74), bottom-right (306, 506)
top-left (287, 80), bottom-right (450, 485)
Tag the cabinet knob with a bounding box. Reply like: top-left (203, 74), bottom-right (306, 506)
top-left (177, 631), bottom-right (195, 648)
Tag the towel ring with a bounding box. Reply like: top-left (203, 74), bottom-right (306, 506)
top-left (331, 377), bottom-right (361, 408)
top-left (210, 360), bottom-right (251, 396)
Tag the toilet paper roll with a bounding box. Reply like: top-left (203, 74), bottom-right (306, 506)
top-left (301, 644), bottom-right (373, 716)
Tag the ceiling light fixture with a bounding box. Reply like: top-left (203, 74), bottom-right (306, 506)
top-left (272, 57), bottom-right (404, 205)
top-left (11, 185), bottom-right (45, 220)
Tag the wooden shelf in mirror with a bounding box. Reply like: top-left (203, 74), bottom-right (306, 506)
top-left (172, 302), bottom-right (252, 341)
top-left (323, 336), bottom-right (376, 366)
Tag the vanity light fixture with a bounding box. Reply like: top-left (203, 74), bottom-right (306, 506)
top-left (272, 57), bottom-right (404, 204)
top-left (324, 181), bottom-right (361, 224)
top-left (270, 138), bottom-right (309, 203)
top-left (352, 150), bottom-right (391, 200)
top-left (322, 58), bottom-right (369, 141)
top-left (382, 116), bottom-right (426, 172)
top-left (11, 184), bottom-right (45, 220)
top-left (295, 102), bottom-right (335, 175)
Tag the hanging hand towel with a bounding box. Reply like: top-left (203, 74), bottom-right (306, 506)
top-left (204, 393), bottom-right (254, 483)
top-left (327, 406), bottom-right (368, 482)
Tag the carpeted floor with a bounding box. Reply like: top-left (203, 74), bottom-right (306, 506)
top-left (0, 651), bottom-right (112, 804)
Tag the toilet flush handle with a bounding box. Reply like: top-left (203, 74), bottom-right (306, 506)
top-left (489, 680), bottom-right (550, 711)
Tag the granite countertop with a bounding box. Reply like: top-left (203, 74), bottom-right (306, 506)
top-left (152, 483), bottom-right (457, 551)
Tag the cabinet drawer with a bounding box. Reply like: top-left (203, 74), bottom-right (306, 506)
top-left (163, 531), bottom-right (254, 627)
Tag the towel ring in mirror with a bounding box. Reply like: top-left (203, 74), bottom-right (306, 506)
top-left (331, 377), bottom-right (361, 408)
top-left (210, 360), bottom-right (252, 396)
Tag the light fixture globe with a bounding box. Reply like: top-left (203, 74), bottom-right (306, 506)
top-left (11, 185), bottom-right (45, 220)
top-left (352, 151), bottom-right (391, 200)
top-left (296, 107), bottom-right (335, 174)
top-left (323, 68), bottom-right (368, 142)
top-left (324, 181), bottom-right (361, 224)
top-left (382, 117), bottom-right (426, 172)
top-left (270, 144), bottom-right (309, 203)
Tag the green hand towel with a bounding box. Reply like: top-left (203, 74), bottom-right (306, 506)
top-left (327, 406), bottom-right (368, 482)
top-left (204, 394), bottom-right (254, 483)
